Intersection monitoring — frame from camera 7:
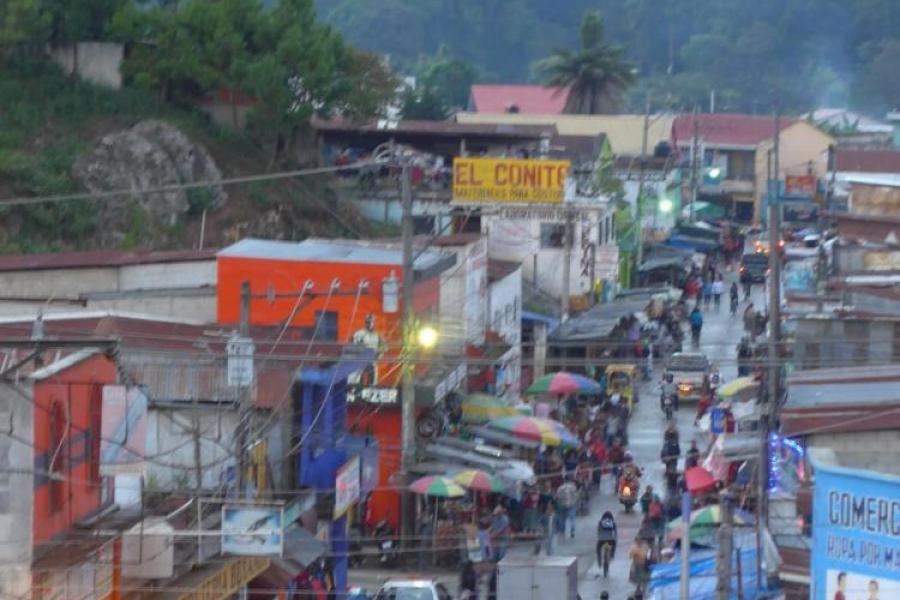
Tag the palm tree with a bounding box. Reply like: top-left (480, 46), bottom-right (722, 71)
top-left (536, 11), bottom-right (635, 115)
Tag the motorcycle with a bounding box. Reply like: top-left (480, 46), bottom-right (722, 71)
top-left (661, 393), bottom-right (675, 420)
top-left (373, 519), bottom-right (398, 567)
top-left (617, 477), bottom-right (640, 513)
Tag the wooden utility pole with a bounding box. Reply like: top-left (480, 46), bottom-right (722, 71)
top-left (635, 92), bottom-right (651, 275)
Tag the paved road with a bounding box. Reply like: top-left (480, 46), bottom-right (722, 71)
top-left (350, 270), bottom-right (765, 600)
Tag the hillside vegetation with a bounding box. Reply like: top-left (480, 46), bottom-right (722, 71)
top-left (316, 0), bottom-right (900, 115)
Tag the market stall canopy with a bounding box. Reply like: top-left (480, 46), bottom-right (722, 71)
top-left (467, 425), bottom-right (542, 450)
top-left (485, 416), bottom-right (580, 448)
top-left (526, 371), bottom-right (602, 395)
top-left (717, 377), bottom-right (759, 401)
top-left (461, 394), bottom-right (518, 423)
top-left (684, 466), bottom-right (717, 494)
top-left (665, 505), bottom-right (754, 545)
top-left (548, 298), bottom-right (649, 343)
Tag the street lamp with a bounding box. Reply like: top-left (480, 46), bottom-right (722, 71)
top-left (416, 324), bottom-right (439, 349)
top-left (658, 197), bottom-right (674, 214)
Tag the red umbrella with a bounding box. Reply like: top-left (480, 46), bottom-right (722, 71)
top-left (684, 466), bottom-right (717, 494)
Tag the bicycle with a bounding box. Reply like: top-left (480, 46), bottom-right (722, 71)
top-left (596, 541), bottom-right (612, 578)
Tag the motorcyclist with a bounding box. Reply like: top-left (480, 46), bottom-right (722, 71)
top-left (596, 510), bottom-right (618, 561)
top-left (661, 434), bottom-right (680, 474)
top-left (607, 438), bottom-right (626, 480)
top-left (660, 372), bottom-right (677, 413)
top-left (689, 306), bottom-right (703, 343)
top-left (618, 453), bottom-right (642, 493)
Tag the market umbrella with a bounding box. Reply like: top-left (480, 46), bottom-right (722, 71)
top-left (409, 475), bottom-right (465, 498)
top-left (526, 371), bottom-right (602, 396)
top-left (486, 415), bottom-right (580, 448)
top-left (684, 466), bottom-right (718, 495)
top-left (717, 377), bottom-right (759, 400)
top-left (665, 505), bottom-right (754, 544)
top-left (461, 394), bottom-right (518, 423)
top-left (453, 469), bottom-right (506, 493)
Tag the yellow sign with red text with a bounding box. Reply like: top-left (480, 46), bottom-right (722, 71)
top-left (452, 157), bottom-right (570, 204)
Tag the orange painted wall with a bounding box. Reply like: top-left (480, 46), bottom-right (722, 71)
top-left (32, 354), bottom-right (117, 546)
top-left (348, 406), bottom-right (402, 530)
top-left (217, 256), bottom-right (440, 385)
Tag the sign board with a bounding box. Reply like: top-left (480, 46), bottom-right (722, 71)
top-left (453, 157), bottom-right (570, 204)
top-left (334, 456), bottom-right (361, 519)
top-left (785, 175), bottom-right (817, 198)
top-left (100, 385), bottom-right (148, 475)
top-left (811, 463), bottom-right (900, 599)
top-left (347, 386), bottom-right (399, 405)
top-left (222, 505), bottom-right (283, 556)
top-left (226, 336), bottom-right (255, 387)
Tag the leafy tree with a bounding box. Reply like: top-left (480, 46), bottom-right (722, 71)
top-left (415, 47), bottom-right (479, 110)
top-left (855, 40), bottom-right (900, 114)
top-left (399, 84), bottom-right (449, 120)
top-left (0, 0), bottom-right (49, 51)
top-left (535, 11), bottom-right (635, 114)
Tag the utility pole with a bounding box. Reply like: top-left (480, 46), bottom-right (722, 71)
top-left (635, 92), bottom-right (651, 279)
top-left (761, 110), bottom-right (783, 527)
top-left (399, 163), bottom-right (416, 545)
top-left (679, 491), bottom-right (691, 600)
top-left (689, 107), bottom-right (700, 223)
top-left (561, 210), bottom-right (573, 320)
top-left (237, 281), bottom-right (251, 495)
top-left (817, 145), bottom-right (836, 313)
top-left (716, 492), bottom-right (735, 600)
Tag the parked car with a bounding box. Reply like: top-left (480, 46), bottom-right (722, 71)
top-left (375, 580), bottom-right (453, 600)
top-left (739, 252), bottom-right (769, 283)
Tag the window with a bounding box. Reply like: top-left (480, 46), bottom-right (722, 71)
top-left (313, 311), bottom-right (338, 341)
top-left (540, 223), bottom-right (566, 248)
top-left (844, 322), bottom-right (868, 365)
top-left (48, 400), bottom-right (67, 515)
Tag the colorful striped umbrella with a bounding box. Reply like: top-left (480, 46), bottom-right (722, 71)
top-left (665, 505), bottom-right (754, 544)
top-left (409, 475), bottom-right (466, 498)
top-left (461, 394), bottom-right (518, 423)
top-left (453, 469), bottom-right (506, 493)
top-left (527, 371), bottom-right (603, 396)
top-left (485, 416), bottom-right (580, 448)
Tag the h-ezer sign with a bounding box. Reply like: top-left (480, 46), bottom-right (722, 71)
top-left (453, 157), bottom-right (570, 204)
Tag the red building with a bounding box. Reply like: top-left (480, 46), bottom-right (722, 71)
top-left (0, 346), bottom-right (123, 598)
top-left (217, 238), bottom-right (463, 529)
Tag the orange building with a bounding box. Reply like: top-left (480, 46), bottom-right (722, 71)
top-left (217, 238), bottom-right (465, 529)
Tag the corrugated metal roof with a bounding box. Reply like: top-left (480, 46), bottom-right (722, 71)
top-left (786, 379), bottom-right (900, 408)
top-left (836, 148), bottom-right (900, 173)
top-left (0, 248), bottom-right (217, 272)
top-left (218, 238), bottom-right (454, 274)
top-left (312, 117), bottom-right (554, 139)
top-left (672, 113), bottom-right (796, 148)
top-left (549, 298), bottom-right (648, 342)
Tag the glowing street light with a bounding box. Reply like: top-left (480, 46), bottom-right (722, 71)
top-left (708, 167), bottom-right (722, 180)
top-left (658, 197), bottom-right (674, 214)
top-left (416, 324), bottom-right (439, 349)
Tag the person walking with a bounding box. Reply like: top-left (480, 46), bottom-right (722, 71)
top-left (702, 278), bottom-right (712, 309)
top-left (712, 275), bottom-right (724, 310)
top-left (489, 506), bottom-right (510, 561)
top-left (555, 478), bottom-right (579, 539)
top-left (539, 502), bottom-right (557, 555)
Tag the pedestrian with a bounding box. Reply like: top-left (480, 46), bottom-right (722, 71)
top-left (540, 502), bottom-right (557, 555)
top-left (640, 485), bottom-right (654, 515)
top-left (477, 513), bottom-right (493, 561)
top-left (686, 440), bottom-right (700, 469)
top-left (712, 275), bottom-right (724, 310)
top-left (460, 561), bottom-right (478, 600)
top-left (489, 506), bottom-right (510, 561)
top-left (702, 278), bottom-right (712, 309)
top-left (522, 485), bottom-right (540, 533)
top-left (743, 277), bottom-right (752, 300)
top-left (555, 478), bottom-right (578, 538)
top-left (649, 495), bottom-right (665, 547)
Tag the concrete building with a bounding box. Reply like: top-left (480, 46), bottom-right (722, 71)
top-left (487, 259), bottom-right (523, 401)
top-left (0, 249), bottom-right (217, 320)
top-left (482, 202), bottom-right (618, 314)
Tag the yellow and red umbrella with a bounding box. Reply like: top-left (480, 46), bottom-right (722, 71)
top-left (461, 394), bottom-right (518, 423)
top-left (453, 469), bottom-right (505, 493)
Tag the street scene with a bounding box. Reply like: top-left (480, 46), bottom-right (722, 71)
top-left (1, 2), bottom-right (900, 600)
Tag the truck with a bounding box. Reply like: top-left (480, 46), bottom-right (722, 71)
top-left (497, 556), bottom-right (578, 600)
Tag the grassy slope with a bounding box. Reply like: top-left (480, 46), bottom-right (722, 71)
top-left (0, 60), bottom-right (388, 253)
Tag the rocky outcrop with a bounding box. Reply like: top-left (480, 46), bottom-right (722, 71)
top-left (72, 120), bottom-right (226, 241)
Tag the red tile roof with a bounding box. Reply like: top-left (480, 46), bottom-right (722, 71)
top-left (672, 113), bottom-right (796, 148)
top-left (834, 148), bottom-right (900, 173)
top-left (0, 249), bottom-right (217, 272)
top-left (469, 84), bottom-right (569, 114)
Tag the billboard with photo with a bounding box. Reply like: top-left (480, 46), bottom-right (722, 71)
top-left (453, 157), bottom-right (570, 204)
top-left (221, 505), bottom-right (283, 557)
top-left (811, 462), bottom-right (900, 600)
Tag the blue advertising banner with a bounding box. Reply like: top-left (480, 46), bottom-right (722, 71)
top-left (811, 462), bottom-right (900, 600)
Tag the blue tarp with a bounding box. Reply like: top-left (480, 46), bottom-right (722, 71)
top-left (664, 234), bottom-right (719, 252)
top-left (521, 310), bottom-right (560, 331)
top-left (648, 547), bottom-right (780, 600)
